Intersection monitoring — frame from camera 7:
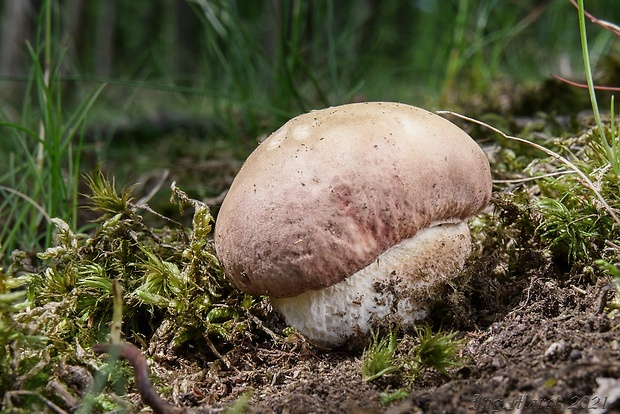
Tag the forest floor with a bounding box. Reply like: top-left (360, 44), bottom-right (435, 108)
top-left (91, 112), bottom-right (620, 413)
top-left (136, 236), bottom-right (620, 414)
top-left (4, 104), bottom-right (620, 414)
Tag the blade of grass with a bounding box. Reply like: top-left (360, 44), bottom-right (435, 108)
top-left (576, 0), bottom-right (618, 175)
top-left (1, 0), bottom-right (103, 263)
top-left (437, 110), bottom-right (620, 228)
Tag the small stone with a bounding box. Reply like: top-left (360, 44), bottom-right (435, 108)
top-left (569, 348), bottom-right (582, 360)
top-left (543, 341), bottom-right (566, 361)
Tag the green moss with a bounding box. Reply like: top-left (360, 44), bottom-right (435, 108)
top-left (0, 170), bottom-right (271, 411)
top-left (410, 325), bottom-right (466, 378)
top-left (361, 329), bottom-right (400, 382)
top-left (379, 389), bottom-right (409, 406)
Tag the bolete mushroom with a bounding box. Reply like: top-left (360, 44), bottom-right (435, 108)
top-left (214, 102), bottom-right (491, 347)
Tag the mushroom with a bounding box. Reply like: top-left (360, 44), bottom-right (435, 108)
top-left (214, 102), bottom-right (492, 347)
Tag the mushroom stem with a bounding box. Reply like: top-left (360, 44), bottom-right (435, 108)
top-left (271, 222), bottom-right (471, 347)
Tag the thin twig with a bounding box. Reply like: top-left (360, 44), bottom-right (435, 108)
top-left (437, 110), bottom-right (620, 227)
top-left (551, 74), bottom-right (620, 92)
top-left (93, 343), bottom-right (184, 414)
top-left (133, 201), bottom-right (185, 228)
top-left (568, 0), bottom-right (620, 36)
top-left (0, 185), bottom-right (52, 224)
top-left (110, 280), bottom-right (123, 344)
top-left (493, 170), bottom-right (576, 185)
top-left (203, 189), bottom-right (228, 206)
top-left (136, 169), bottom-right (170, 205)
top-left (3, 390), bottom-right (69, 414)
top-left (204, 334), bottom-right (240, 373)
top-left (248, 312), bottom-right (281, 342)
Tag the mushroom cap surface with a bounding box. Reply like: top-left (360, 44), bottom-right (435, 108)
top-left (214, 102), bottom-right (491, 298)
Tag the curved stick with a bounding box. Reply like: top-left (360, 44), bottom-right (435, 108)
top-left (551, 74), bottom-right (620, 92)
top-left (92, 343), bottom-right (184, 414)
top-left (568, 0), bottom-right (620, 36)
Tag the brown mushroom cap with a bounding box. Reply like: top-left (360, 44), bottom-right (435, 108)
top-left (215, 102), bottom-right (491, 298)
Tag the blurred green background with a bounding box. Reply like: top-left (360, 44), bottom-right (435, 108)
top-left (0, 0), bottom-right (619, 259)
top-left (2, 1), bottom-right (619, 122)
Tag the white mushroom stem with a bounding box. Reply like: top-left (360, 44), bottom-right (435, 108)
top-left (270, 221), bottom-right (471, 347)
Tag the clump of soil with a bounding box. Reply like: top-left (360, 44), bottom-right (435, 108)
top-left (399, 277), bottom-right (619, 414)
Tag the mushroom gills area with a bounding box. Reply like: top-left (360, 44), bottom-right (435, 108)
top-left (270, 221), bottom-right (472, 347)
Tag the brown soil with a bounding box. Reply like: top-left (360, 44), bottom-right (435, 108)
top-left (124, 254), bottom-right (620, 414)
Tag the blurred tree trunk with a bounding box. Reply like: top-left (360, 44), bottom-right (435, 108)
top-left (176, 0), bottom-right (197, 79)
top-left (0, 0), bottom-right (33, 102)
top-left (65, 0), bottom-right (85, 68)
top-left (95, 0), bottom-right (116, 77)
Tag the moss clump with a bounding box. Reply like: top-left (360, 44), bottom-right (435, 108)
top-left (1, 169), bottom-right (269, 412)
